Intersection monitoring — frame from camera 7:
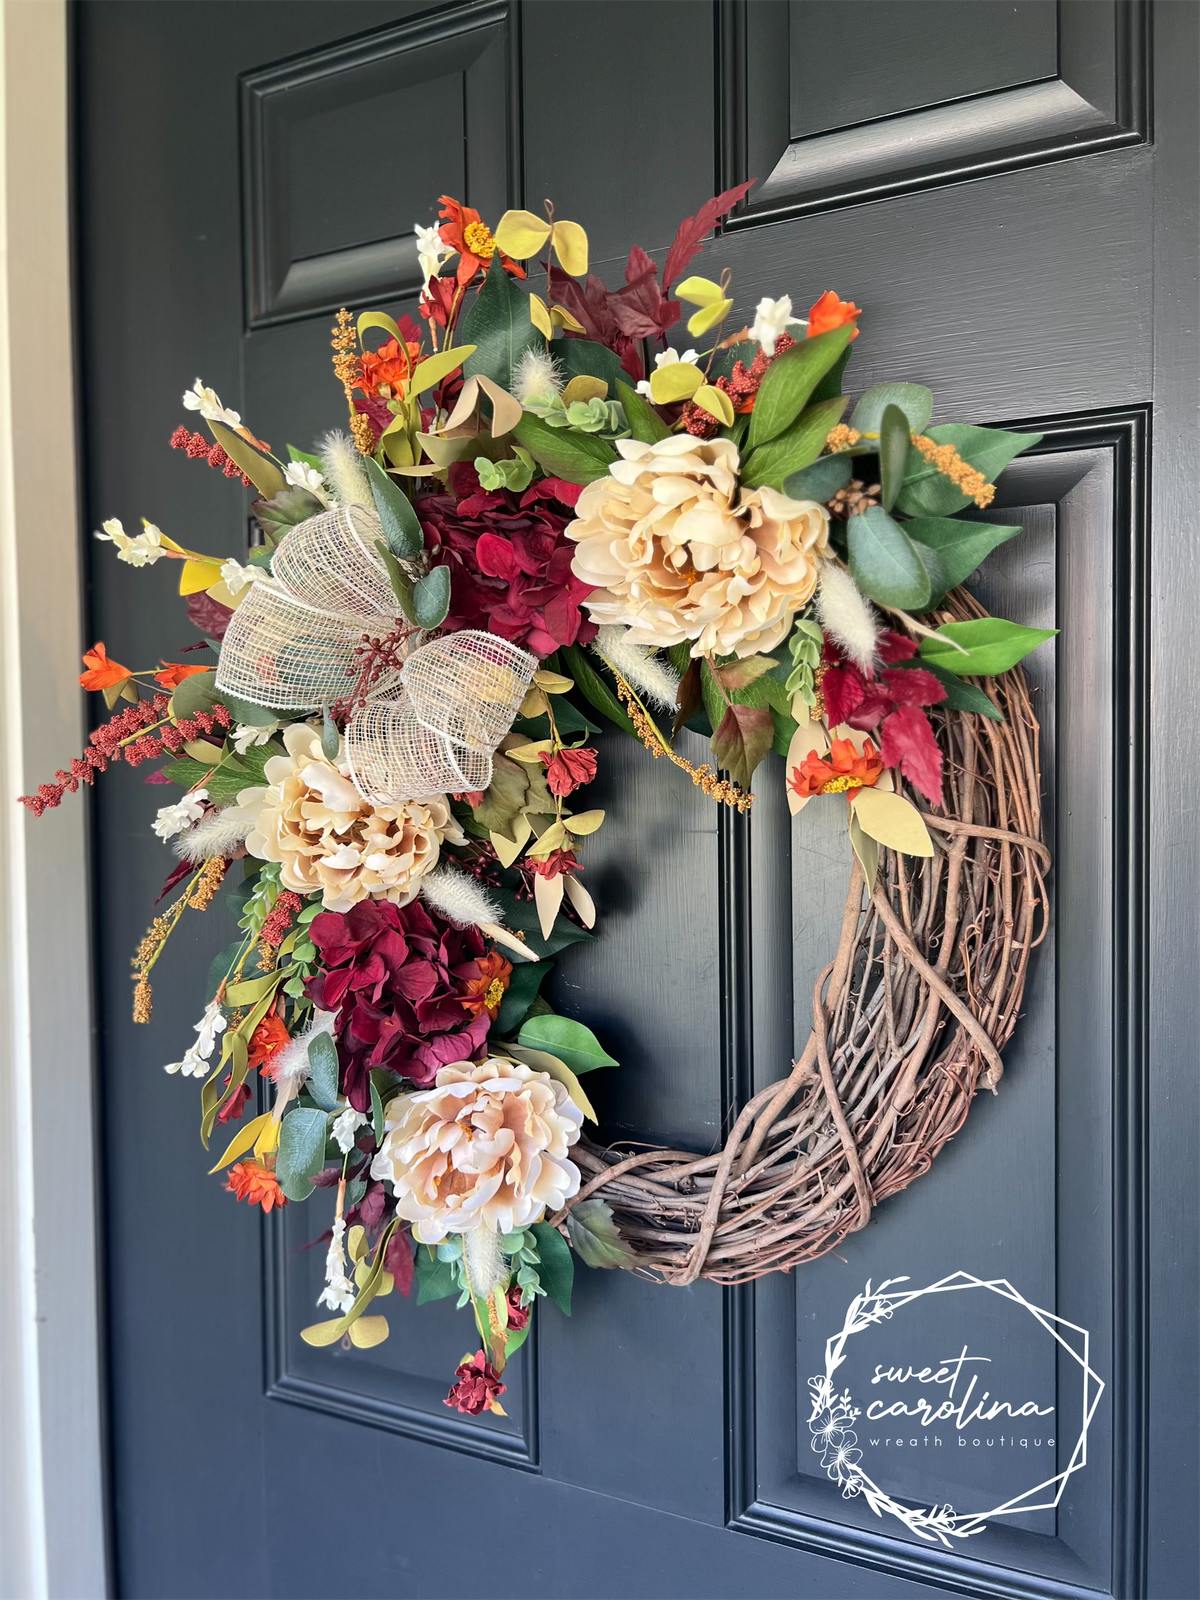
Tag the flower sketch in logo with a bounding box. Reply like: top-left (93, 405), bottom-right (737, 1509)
top-left (807, 1271), bottom-right (1105, 1545)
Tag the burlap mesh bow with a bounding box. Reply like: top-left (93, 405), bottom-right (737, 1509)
top-left (215, 504), bottom-right (536, 803)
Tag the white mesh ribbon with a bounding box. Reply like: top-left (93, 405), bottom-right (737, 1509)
top-left (215, 504), bottom-right (536, 804)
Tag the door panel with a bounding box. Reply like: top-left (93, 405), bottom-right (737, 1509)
top-left (76, 3), bottom-right (1194, 1597)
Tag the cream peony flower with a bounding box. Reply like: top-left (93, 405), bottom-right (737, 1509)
top-left (371, 1057), bottom-right (583, 1243)
top-left (567, 435), bottom-right (832, 658)
top-left (236, 723), bottom-right (463, 913)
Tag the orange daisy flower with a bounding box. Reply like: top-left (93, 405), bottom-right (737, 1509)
top-left (226, 1159), bottom-right (286, 1212)
top-left (788, 737), bottom-right (884, 800)
top-left (248, 1012), bottom-right (291, 1078)
top-left (807, 290), bottom-right (861, 341)
top-left (437, 196), bottom-right (526, 288)
top-left (357, 336), bottom-right (423, 399)
top-left (154, 662), bottom-right (211, 689)
top-left (460, 950), bottom-right (513, 1020)
top-left (79, 642), bottom-right (132, 691)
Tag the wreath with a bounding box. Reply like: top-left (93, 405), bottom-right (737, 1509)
top-left (27, 187), bottom-right (1051, 1417)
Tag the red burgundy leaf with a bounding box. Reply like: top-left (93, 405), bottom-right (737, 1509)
top-left (880, 666), bottom-right (948, 708)
top-left (822, 663), bottom-right (865, 728)
top-left (880, 706), bottom-right (944, 806)
top-left (876, 629), bottom-right (919, 664)
top-left (662, 181), bottom-right (755, 290)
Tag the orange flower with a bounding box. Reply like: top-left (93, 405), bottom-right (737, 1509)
top-left (460, 949), bottom-right (513, 1019)
top-left (357, 336), bottom-right (423, 399)
top-left (226, 1159), bottom-right (286, 1212)
top-left (789, 737), bottom-right (883, 800)
top-left (807, 290), bottom-right (861, 341)
top-left (79, 642), bottom-right (132, 691)
top-left (437, 196), bottom-right (526, 288)
top-left (248, 1012), bottom-right (291, 1077)
top-left (154, 662), bottom-right (211, 689)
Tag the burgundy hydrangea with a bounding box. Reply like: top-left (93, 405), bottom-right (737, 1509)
top-left (444, 1350), bottom-right (506, 1415)
top-left (304, 899), bottom-right (491, 1110)
top-left (418, 463), bottom-right (597, 656)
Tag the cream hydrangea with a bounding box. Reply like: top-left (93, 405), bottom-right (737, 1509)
top-left (236, 723), bottom-right (463, 913)
top-left (567, 434), bottom-right (831, 658)
top-left (370, 1057), bottom-right (583, 1243)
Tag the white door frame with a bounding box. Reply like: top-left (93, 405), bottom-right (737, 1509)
top-left (0, 2), bottom-right (108, 1595)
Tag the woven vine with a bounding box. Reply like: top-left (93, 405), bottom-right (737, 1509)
top-left (558, 591), bottom-right (1050, 1286)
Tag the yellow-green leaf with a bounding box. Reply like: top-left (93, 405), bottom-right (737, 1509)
top-left (505, 1044), bottom-right (598, 1122)
top-left (208, 1111), bottom-right (273, 1174)
top-left (848, 809), bottom-right (879, 885)
top-left (563, 374), bottom-right (608, 406)
top-left (408, 345), bottom-right (475, 397)
top-left (564, 808), bottom-right (604, 836)
top-left (533, 668), bottom-right (574, 694)
top-left (179, 559), bottom-right (223, 595)
top-left (528, 292), bottom-right (553, 339)
top-left (649, 362), bottom-right (704, 404)
top-left (675, 275), bottom-right (724, 306)
top-left (207, 420), bottom-right (286, 498)
top-left (533, 870), bottom-right (564, 940)
top-left (549, 219), bottom-right (588, 277)
top-left (686, 298), bottom-right (732, 336)
top-left (224, 970), bottom-right (282, 1007)
top-left (493, 209), bottom-right (551, 258)
top-left (347, 1224), bottom-right (368, 1263)
top-left (356, 311), bottom-right (404, 346)
top-left (300, 1318), bottom-right (348, 1347)
top-left (693, 384), bottom-right (735, 426)
top-left (851, 786), bottom-right (934, 856)
top-left (182, 737), bottom-right (223, 764)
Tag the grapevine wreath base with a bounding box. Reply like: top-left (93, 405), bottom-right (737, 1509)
top-left (567, 591), bottom-right (1049, 1287)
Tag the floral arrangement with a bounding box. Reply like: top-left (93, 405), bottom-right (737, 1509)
top-left (26, 187), bottom-right (1051, 1417)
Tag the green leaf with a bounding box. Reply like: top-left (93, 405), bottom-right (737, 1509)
top-left (850, 382), bottom-right (933, 436)
top-left (512, 413), bottom-right (617, 486)
top-left (782, 453), bottom-right (853, 503)
top-left (161, 740), bottom-right (280, 803)
top-left (562, 644), bottom-right (637, 737)
top-left (895, 424), bottom-right (1042, 517)
top-left (364, 456), bottom-right (424, 559)
top-left (565, 1198), bottom-right (635, 1269)
top-left (252, 485), bottom-right (323, 544)
top-left (461, 250), bottom-right (544, 391)
top-left (557, 338), bottom-right (627, 396)
top-left (415, 1245), bottom-right (460, 1304)
top-left (918, 618), bottom-right (1057, 677)
top-left (878, 403), bottom-right (910, 514)
top-left (810, 346), bottom-right (852, 405)
top-left (746, 325), bottom-right (857, 450)
top-left (374, 539), bottom-right (416, 619)
top-left (529, 1222), bottom-right (574, 1315)
top-left (491, 883), bottom-right (593, 961)
top-left (306, 1032), bottom-right (339, 1112)
top-left (517, 1013), bottom-right (617, 1074)
top-left (276, 1107), bottom-right (328, 1202)
top-left (903, 516), bottom-right (1024, 597)
top-left (495, 959), bottom-right (552, 1034)
top-left (167, 669), bottom-right (219, 720)
top-left (287, 444), bottom-right (324, 472)
top-left (741, 396), bottom-right (847, 491)
top-left (615, 379), bottom-right (671, 444)
top-left (918, 661), bottom-right (1005, 720)
top-left (370, 1078), bottom-right (385, 1146)
top-left (847, 506), bottom-right (931, 609)
top-left (220, 692), bottom-right (285, 727)
top-left (207, 419), bottom-right (286, 498)
top-left (710, 702), bottom-right (774, 790)
top-left (320, 709), bottom-right (339, 760)
top-left (412, 565), bottom-right (451, 630)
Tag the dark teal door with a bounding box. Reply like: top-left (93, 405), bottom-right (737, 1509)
top-left (77, 3), bottom-right (1197, 1596)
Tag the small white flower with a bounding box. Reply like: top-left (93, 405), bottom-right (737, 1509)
top-left (219, 558), bottom-right (258, 597)
top-left (332, 1106), bottom-right (368, 1155)
top-left (152, 788), bottom-right (209, 841)
top-left (164, 1044), bottom-right (203, 1078)
top-left (283, 460), bottom-right (326, 495)
top-left (182, 378), bottom-right (241, 429)
top-left (317, 1217), bottom-right (356, 1313)
top-left (635, 346), bottom-right (699, 397)
top-left (231, 720), bottom-right (282, 755)
top-left (95, 516), bottom-right (165, 567)
top-left (194, 999), bottom-right (227, 1062)
top-left (750, 295), bottom-right (799, 358)
top-left (415, 221), bottom-right (451, 286)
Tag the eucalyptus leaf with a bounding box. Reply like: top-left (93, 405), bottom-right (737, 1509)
top-left (746, 324), bottom-right (857, 450)
top-left (320, 709), bottom-right (339, 760)
top-left (412, 565), bottom-right (451, 630)
top-left (305, 1032), bottom-right (339, 1112)
top-left (903, 515), bottom-right (1024, 596)
top-left (365, 456), bottom-right (424, 559)
top-left (276, 1106), bottom-right (328, 1201)
top-left (517, 1013), bottom-right (617, 1074)
top-left (850, 382), bottom-right (934, 436)
top-left (529, 1222), bottom-right (574, 1315)
top-left (878, 403), bottom-right (911, 514)
top-left (782, 453), bottom-right (853, 503)
top-left (415, 1245), bottom-right (460, 1304)
top-left (847, 506), bottom-right (932, 610)
top-left (219, 692), bottom-right (286, 727)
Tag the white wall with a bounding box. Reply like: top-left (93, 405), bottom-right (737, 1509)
top-left (0, 2), bottom-right (108, 1595)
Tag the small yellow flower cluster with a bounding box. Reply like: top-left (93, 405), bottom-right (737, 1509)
top-left (826, 423), bottom-right (862, 452)
top-left (912, 433), bottom-right (996, 508)
top-left (331, 307), bottom-right (374, 455)
top-left (613, 675), bottom-right (753, 813)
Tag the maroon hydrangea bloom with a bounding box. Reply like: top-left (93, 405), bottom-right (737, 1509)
top-left (304, 899), bottom-right (491, 1110)
top-left (418, 463), bottom-right (597, 657)
top-left (444, 1350), bottom-right (506, 1415)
